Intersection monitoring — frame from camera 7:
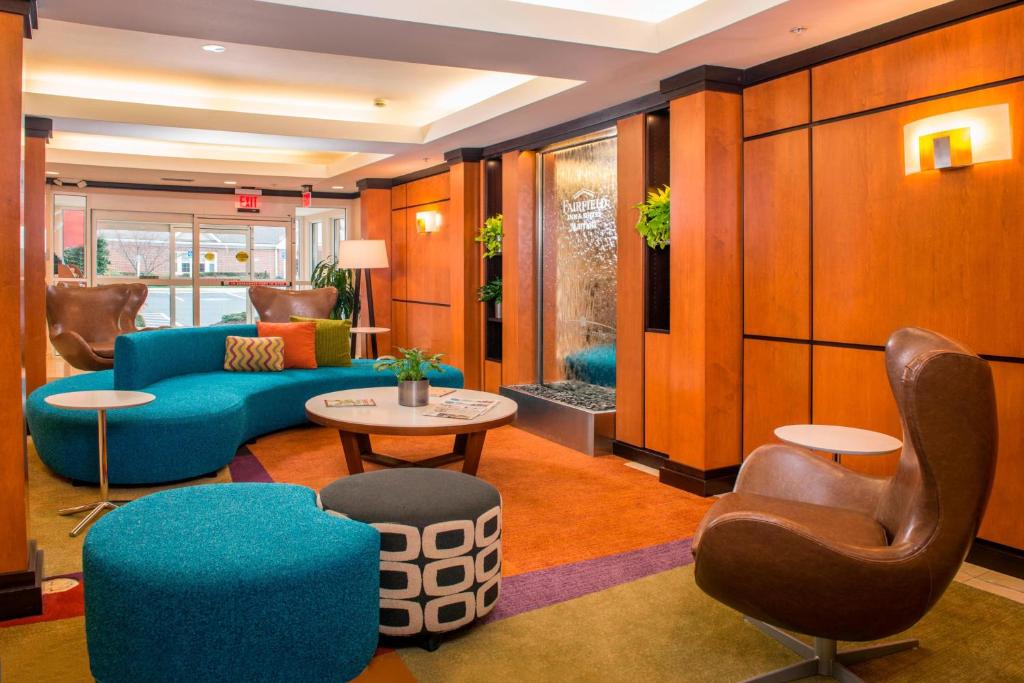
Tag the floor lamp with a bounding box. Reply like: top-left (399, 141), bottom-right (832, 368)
top-left (337, 239), bottom-right (389, 359)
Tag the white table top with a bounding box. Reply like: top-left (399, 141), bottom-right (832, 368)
top-left (306, 387), bottom-right (517, 433)
top-left (351, 327), bottom-right (390, 334)
top-left (45, 390), bottom-right (155, 411)
top-left (774, 424), bottom-right (902, 456)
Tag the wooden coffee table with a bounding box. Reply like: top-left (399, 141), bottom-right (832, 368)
top-left (305, 387), bottom-right (517, 476)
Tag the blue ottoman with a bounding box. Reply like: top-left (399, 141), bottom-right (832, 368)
top-left (83, 483), bottom-right (380, 683)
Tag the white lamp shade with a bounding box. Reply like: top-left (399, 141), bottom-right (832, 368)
top-left (337, 239), bottom-right (389, 269)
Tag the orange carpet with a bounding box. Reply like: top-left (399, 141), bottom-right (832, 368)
top-left (249, 425), bottom-right (715, 577)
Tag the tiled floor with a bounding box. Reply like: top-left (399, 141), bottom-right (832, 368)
top-left (954, 562), bottom-right (1024, 604)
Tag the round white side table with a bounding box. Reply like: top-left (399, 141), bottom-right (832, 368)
top-left (45, 390), bottom-right (155, 536)
top-left (350, 326), bottom-right (390, 359)
top-left (774, 424), bottom-right (902, 464)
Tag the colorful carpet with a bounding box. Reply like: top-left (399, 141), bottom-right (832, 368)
top-left (2, 426), bottom-right (1023, 682)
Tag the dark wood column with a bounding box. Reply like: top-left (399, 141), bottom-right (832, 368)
top-left (356, 181), bottom-right (393, 355)
top-left (23, 117), bottom-right (51, 397)
top-left (500, 150), bottom-right (537, 386)
top-left (0, 0), bottom-right (42, 621)
top-left (445, 149), bottom-right (483, 389)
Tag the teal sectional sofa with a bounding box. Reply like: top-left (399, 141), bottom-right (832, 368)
top-left (27, 325), bottom-right (462, 485)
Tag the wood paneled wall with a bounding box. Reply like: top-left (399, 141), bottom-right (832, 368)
top-left (667, 90), bottom-right (743, 471)
top-left (0, 10), bottom-right (27, 574)
top-left (448, 161), bottom-right (482, 389)
top-left (500, 150), bottom-right (538, 386)
top-left (359, 188), bottom-right (394, 354)
top-left (741, 4), bottom-right (1024, 549)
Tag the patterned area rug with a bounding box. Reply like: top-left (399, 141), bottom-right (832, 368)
top-left (2, 426), bottom-right (1022, 682)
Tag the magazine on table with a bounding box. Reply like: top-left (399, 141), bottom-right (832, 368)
top-left (324, 398), bottom-right (376, 408)
top-left (423, 396), bottom-right (499, 420)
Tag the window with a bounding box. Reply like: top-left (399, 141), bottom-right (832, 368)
top-left (53, 194), bottom-right (87, 278)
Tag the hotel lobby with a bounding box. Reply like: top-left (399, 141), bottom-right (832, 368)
top-left (1, 1), bottom-right (1023, 681)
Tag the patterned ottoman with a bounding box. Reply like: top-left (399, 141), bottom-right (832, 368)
top-left (320, 469), bottom-right (502, 648)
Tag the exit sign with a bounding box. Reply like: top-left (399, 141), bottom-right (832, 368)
top-left (235, 188), bottom-right (262, 213)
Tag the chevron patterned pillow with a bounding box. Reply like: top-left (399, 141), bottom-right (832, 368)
top-left (224, 335), bottom-right (285, 372)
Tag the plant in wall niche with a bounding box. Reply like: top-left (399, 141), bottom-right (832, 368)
top-left (634, 185), bottom-right (670, 249)
top-left (478, 277), bottom-right (503, 320)
top-left (375, 347), bottom-right (445, 406)
top-left (476, 214), bottom-right (503, 258)
top-left (310, 257), bottom-right (355, 320)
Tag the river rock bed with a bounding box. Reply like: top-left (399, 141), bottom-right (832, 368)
top-left (507, 381), bottom-right (615, 411)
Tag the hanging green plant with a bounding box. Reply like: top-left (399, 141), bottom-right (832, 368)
top-left (477, 277), bottom-right (502, 304)
top-left (476, 214), bottom-right (503, 258)
top-left (634, 186), bottom-right (670, 249)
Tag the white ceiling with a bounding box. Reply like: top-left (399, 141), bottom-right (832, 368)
top-left (29, 0), bottom-right (953, 192)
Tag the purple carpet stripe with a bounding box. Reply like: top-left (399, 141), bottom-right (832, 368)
top-left (228, 448), bottom-right (274, 483)
top-left (486, 537), bottom-right (694, 623)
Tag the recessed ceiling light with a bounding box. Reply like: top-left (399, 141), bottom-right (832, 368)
top-left (790, 26), bottom-right (807, 34)
top-left (224, 180), bottom-right (237, 185)
top-left (46, 170), bottom-right (59, 176)
top-left (331, 185), bottom-right (345, 190)
top-left (202, 44), bottom-right (227, 53)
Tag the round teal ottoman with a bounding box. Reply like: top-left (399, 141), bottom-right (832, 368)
top-left (83, 483), bottom-right (380, 683)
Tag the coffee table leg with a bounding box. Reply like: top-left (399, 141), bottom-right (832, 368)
top-left (338, 431), bottom-right (366, 474)
top-left (459, 431), bottom-right (487, 476)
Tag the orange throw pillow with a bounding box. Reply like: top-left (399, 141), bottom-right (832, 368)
top-left (257, 322), bottom-right (318, 369)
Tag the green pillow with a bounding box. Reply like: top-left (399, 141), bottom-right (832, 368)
top-left (289, 316), bottom-right (352, 367)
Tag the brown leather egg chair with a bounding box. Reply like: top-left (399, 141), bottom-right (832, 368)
top-left (46, 283), bottom-right (149, 371)
top-left (692, 328), bottom-right (998, 683)
top-left (248, 286), bottom-right (337, 322)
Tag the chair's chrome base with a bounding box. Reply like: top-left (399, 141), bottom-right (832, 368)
top-left (59, 500), bottom-right (129, 537)
top-left (741, 618), bottom-right (919, 683)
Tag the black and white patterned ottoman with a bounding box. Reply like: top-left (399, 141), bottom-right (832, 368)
top-left (319, 469), bottom-right (502, 648)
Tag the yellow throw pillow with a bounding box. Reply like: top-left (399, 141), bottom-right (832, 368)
top-left (289, 316), bottom-right (352, 367)
top-left (224, 335), bottom-right (285, 372)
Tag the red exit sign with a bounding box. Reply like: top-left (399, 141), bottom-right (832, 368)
top-left (235, 189), bottom-right (262, 213)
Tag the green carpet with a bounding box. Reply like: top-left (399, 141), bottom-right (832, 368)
top-left (400, 565), bottom-right (1024, 682)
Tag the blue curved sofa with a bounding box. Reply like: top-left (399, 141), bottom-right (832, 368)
top-left (27, 325), bottom-right (462, 485)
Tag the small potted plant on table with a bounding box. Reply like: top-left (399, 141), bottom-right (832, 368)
top-left (375, 347), bottom-right (445, 407)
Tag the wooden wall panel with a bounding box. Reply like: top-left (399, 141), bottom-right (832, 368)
top-left (812, 5), bottom-right (1024, 120)
top-left (359, 188), bottom-right (393, 354)
top-left (393, 301), bottom-right (452, 356)
top-left (390, 209), bottom-right (407, 302)
top-left (813, 82), bottom-right (1024, 356)
top-left (483, 360), bottom-right (502, 395)
top-left (668, 90), bottom-right (743, 470)
top-left (0, 11), bottom-right (27, 573)
top-left (501, 150), bottom-right (537, 386)
top-left (743, 70), bottom-right (810, 137)
top-left (615, 114), bottom-right (646, 447)
top-left (406, 173), bottom-right (450, 207)
top-left (743, 339), bottom-right (810, 458)
top-left (23, 135), bottom-right (46, 396)
top-left (391, 184), bottom-right (407, 210)
top-left (979, 361), bottom-right (1024, 548)
top-left (403, 201), bottom-right (451, 305)
top-left (811, 346), bottom-right (902, 476)
top-left (644, 332), bottom-right (672, 454)
top-left (743, 129), bottom-right (810, 339)
top-left (448, 161), bottom-right (482, 388)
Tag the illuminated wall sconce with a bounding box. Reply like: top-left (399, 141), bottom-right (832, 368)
top-left (904, 103), bottom-right (1012, 174)
top-left (416, 210), bottom-right (442, 233)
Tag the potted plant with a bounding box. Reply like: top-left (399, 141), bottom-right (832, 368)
top-left (310, 257), bottom-right (356, 320)
top-left (475, 214), bottom-right (503, 258)
top-left (375, 347), bottom-right (445, 407)
top-left (478, 277), bottom-right (502, 319)
top-left (634, 185), bottom-right (670, 249)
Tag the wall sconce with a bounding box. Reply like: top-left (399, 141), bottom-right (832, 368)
top-left (904, 103), bottom-right (1012, 174)
top-left (416, 210), bottom-right (442, 234)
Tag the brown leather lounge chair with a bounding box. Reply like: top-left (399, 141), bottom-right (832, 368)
top-left (46, 283), bottom-right (149, 371)
top-left (693, 328), bottom-right (997, 683)
top-left (248, 286), bottom-right (337, 322)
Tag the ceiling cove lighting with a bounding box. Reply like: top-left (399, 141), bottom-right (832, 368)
top-left (904, 104), bottom-right (1012, 174)
top-left (224, 180), bottom-right (237, 185)
top-left (202, 44), bottom-right (227, 53)
top-left (509, 0), bottom-right (709, 22)
top-left (416, 210), bottom-right (442, 234)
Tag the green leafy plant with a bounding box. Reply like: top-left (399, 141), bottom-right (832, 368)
top-left (62, 237), bottom-right (111, 276)
top-left (477, 277), bottom-right (502, 304)
top-left (475, 214), bottom-right (503, 258)
top-left (375, 347), bottom-right (444, 382)
top-left (310, 257), bottom-right (355, 320)
top-left (634, 186), bottom-right (670, 249)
